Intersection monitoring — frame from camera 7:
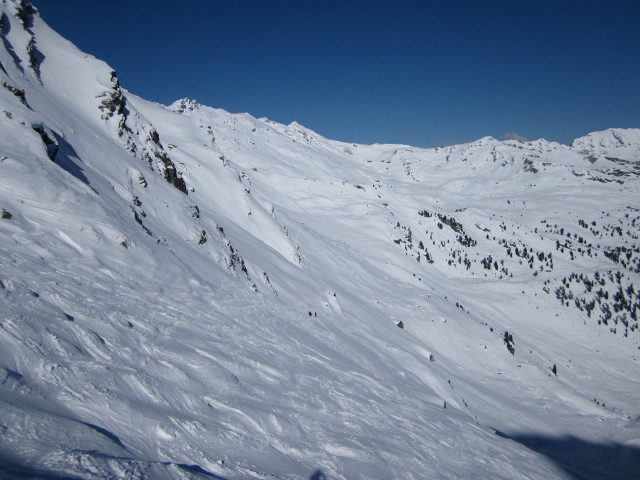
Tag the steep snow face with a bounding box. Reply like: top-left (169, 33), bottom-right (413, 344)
top-left (1, 2), bottom-right (640, 479)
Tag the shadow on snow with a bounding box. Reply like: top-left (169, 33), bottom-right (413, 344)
top-left (495, 430), bottom-right (640, 480)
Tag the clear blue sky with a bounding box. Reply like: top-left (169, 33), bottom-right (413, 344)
top-left (32, 0), bottom-right (639, 147)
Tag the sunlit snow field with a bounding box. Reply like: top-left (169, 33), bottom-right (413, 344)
top-left (1, 1), bottom-right (639, 478)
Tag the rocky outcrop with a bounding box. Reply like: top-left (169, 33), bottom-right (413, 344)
top-left (14, 0), bottom-right (35, 29)
top-left (2, 81), bottom-right (27, 105)
top-left (32, 123), bottom-right (58, 161)
top-left (97, 70), bottom-right (127, 135)
top-left (156, 150), bottom-right (187, 193)
top-left (171, 98), bottom-right (201, 114)
top-left (98, 71), bottom-right (188, 194)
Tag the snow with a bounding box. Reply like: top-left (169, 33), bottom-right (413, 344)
top-left (1, 1), bottom-right (640, 479)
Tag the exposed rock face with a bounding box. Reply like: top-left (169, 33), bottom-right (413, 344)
top-left (98, 79), bottom-right (125, 120)
top-left (171, 97), bottom-right (201, 114)
top-left (2, 81), bottom-right (27, 105)
top-left (97, 70), bottom-right (127, 136)
top-left (157, 150), bottom-right (187, 193)
top-left (26, 35), bottom-right (43, 80)
top-left (14, 0), bottom-right (35, 28)
top-left (32, 124), bottom-right (58, 161)
top-left (96, 70), bottom-right (188, 194)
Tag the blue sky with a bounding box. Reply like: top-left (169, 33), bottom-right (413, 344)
top-left (32, 0), bottom-right (639, 147)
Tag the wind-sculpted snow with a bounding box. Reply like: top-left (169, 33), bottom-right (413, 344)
top-left (0, 1), bottom-right (639, 479)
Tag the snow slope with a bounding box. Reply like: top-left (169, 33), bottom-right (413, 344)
top-left (1, 1), bottom-right (639, 478)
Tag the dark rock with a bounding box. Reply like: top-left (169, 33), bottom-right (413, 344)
top-left (26, 36), bottom-right (44, 80)
top-left (137, 173), bottom-right (147, 187)
top-left (148, 128), bottom-right (161, 146)
top-left (99, 88), bottom-right (125, 119)
top-left (157, 151), bottom-right (187, 194)
top-left (32, 124), bottom-right (58, 161)
top-left (16, 0), bottom-right (35, 28)
top-left (2, 82), bottom-right (27, 105)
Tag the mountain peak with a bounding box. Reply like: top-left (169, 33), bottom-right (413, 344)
top-left (571, 128), bottom-right (640, 161)
top-left (170, 97), bottom-right (201, 114)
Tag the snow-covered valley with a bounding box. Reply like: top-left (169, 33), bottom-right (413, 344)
top-left (1, 1), bottom-right (639, 478)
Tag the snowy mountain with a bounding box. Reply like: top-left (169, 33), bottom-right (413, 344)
top-left (1, 1), bottom-right (639, 479)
